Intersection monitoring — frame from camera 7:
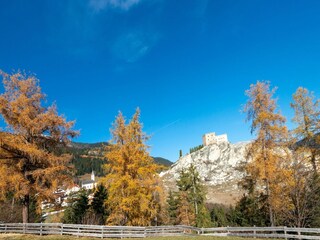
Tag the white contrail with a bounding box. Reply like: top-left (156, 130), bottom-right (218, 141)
top-left (153, 119), bottom-right (180, 134)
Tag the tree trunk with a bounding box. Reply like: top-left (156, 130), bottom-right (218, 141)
top-left (265, 180), bottom-right (274, 226)
top-left (192, 176), bottom-right (198, 216)
top-left (22, 195), bottom-right (29, 223)
top-left (311, 153), bottom-right (317, 173)
top-left (263, 140), bottom-right (275, 226)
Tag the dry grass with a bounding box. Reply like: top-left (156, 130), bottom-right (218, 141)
top-left (0, 234), bottom-right (272, 240)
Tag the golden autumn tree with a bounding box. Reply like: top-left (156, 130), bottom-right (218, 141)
top-left (291, 87), bottom-right (320, 173)
top-left (243, 81), bottom-right (290, 226)
top-left (0, 71), bottom-right (78, 223)
top-left (282, 87), bottom-right (320, 227)
top-left (176, 191), bottom-right (195, 226)
top-left (103, 109), bottom-right (163, 226)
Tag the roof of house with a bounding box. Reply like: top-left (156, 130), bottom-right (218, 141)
top-left (82, 179), bottom-right (95, 185)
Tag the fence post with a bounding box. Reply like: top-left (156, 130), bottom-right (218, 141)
top-left (77, 226), bottom-right (80, 238)
top-left (227, 226), bottom-right (230, 236)
top-left (144, 227), bottom-right (147, 238)
top-left (61, 224), bottom-right (63, 235)
top-left (4, 224), bottom-right (7, 234)
top-left (40, 223), bottom-right (43, 236)
top-left (101, 226), bottom-right (104, 239)
top-left (23, 223), bottom-right (26, 234)
top-left (253, 225), bottom-right (256, 238)
top-left (284, 226), bottom-right (287, 240)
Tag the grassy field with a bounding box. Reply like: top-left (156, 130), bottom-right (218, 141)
top-left (0, 235), bottom-right (272, 240)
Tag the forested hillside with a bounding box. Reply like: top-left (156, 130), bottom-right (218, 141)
top-left (60, 142), bottom-right (173, 176)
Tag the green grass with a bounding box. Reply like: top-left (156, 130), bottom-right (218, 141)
top-left (0, 234), bottom-right (272, 240)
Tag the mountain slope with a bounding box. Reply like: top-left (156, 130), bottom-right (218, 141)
top-left (160, 141), bottom-right (249, 205)
top-left (63, 142), bottom-right (173, 176)
top-left (153, 157), bottom-right (173, 167)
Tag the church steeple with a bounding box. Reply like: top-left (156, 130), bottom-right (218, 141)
top-left (91, 170), bottom-right (95, 181)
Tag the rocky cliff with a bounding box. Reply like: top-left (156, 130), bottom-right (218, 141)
top-left (160, 141), bottom-right (250, 205)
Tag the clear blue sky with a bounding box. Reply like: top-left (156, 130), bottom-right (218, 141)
top-left (0, 0), bottom-right (319, 161)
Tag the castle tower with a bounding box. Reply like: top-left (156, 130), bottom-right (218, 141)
top-left (202, 132), bottom-right (216, 146)
top-left (202, 132), bottom-right (228, 146)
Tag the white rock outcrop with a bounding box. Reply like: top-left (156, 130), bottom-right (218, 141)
top-left (160, 141), bottom-right (250, 204)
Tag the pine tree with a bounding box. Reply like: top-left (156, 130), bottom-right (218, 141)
top-left (63, 190), bottom-right (89, 224)
top-left (0, 71), bottom-right (78, 223)
top-left (167, 191), bottom-right (178, 225)
top-left (210, 204), bottom-right (228, 227)
top-left (234, 193), bottom-right (269, 226)
top-left (73, 191), bottom-right (89, 224)
top-left (91, 184), bottom-right (108, 224)
top-left (243, 81), bottom-right (289, 226)
top-left (176, 164), bottom-right (210, 227)
top-left (103, 109), bottom-right (163, 226)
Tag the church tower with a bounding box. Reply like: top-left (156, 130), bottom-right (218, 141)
top-left (91, 170), bottom-right (95, 181)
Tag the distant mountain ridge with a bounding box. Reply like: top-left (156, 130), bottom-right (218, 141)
top-left (69, 142), bottom-right (108, 149)
top-left (64, 141), bottom-right (173, 176)
top-left (152, 157), bottom-right (173, 167)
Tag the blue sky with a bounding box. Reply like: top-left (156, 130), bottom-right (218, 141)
top-left (0, 0), bottom-right (319, 161)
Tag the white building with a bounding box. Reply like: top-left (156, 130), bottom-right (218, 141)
top-left (202, 132), bottom-right (228, 146)
top-left (65, 184), bottom-right (81, 195)
top-left (81, 171), bottom-right (97, 190)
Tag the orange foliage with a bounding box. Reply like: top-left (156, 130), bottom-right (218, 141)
top-left (102, 109), bottom-right (163, 226)
top-left (0, 71), bottom-right (78, 223)
top-left (291, 87), bottom-right (320, 172)
top-left (243, 81), bottom-right (290, 226)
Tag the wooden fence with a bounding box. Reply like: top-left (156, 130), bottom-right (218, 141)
top-left (1, 223), bottom-right (320, 239)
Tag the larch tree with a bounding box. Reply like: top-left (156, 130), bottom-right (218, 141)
top-left (283, 151), bottom-right (318, 227)
top-left (176, 191), bottom-right (195, 226)
top-left (0, 71), bottom-right (78, 223)
top-left (285, 87), bottom-right (320, 227)
top-left (103, 109), bottom-right (163, 226)
top-left (291, 87), bottom-right (320, 173)
top-left (243, 81), bottom-right (289, 226)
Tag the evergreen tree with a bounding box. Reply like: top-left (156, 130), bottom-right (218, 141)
top-left (73, 192), bottom-right (89, 224)
top-left (197, 204), bottom-right (212, 227)
top-left (306, 174), bottom-right (320, 227)
top-left (233, 194), bottom-right (269, 227)
top-left (210, 205), bottom-right (228, 227)
top-left (91, 184), bottom-right (108, 224)
top-left (189, 145), bottom-right (204, 154)
top-left (167, 191), bottom-right (178, 225)
top-left (63, 190), bottom-right (89, 224)
top-left (176, 164), bottom-right (211, 227)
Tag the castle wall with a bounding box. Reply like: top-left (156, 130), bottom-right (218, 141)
top-left (202, 132), bottom-right (228, 146)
